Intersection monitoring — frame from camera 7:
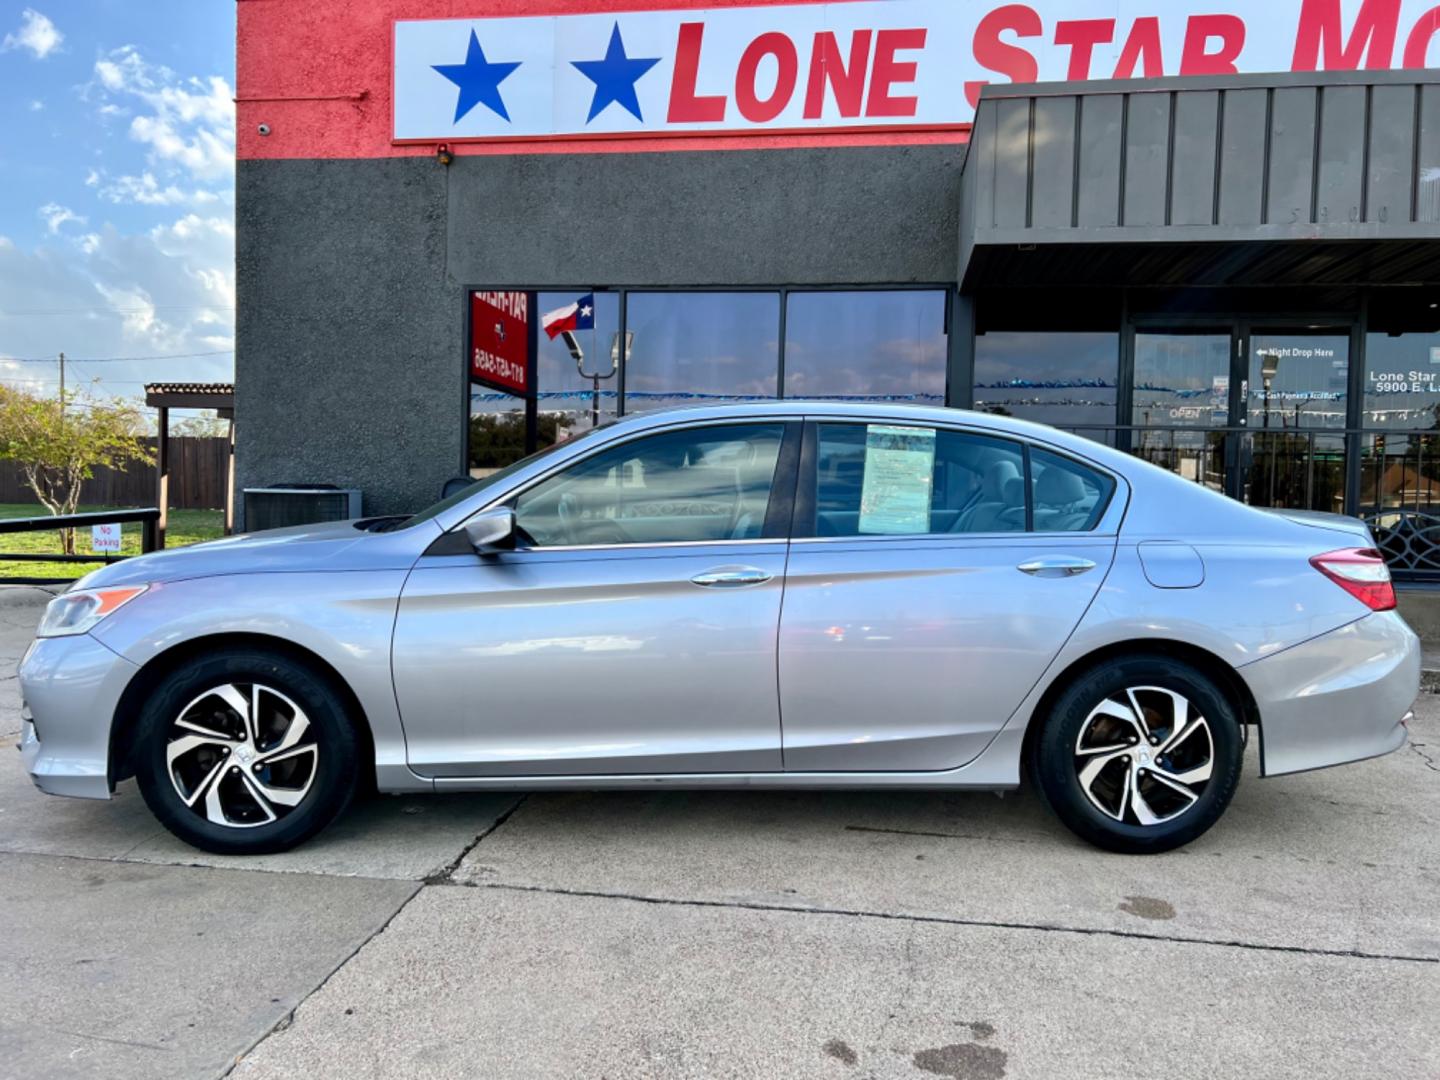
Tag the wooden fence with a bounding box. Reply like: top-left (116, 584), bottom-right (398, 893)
top-left (0, 436), bottom-right (229, 510)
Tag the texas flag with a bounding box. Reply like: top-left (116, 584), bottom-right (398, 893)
top-left (541, 294), bottom-right (595, 339)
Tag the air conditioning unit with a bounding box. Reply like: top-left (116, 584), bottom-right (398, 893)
top-left (243, 486), bottom-right (361, 531)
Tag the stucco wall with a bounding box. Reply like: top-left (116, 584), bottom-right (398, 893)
top-left (236, 143), bottom-right (963, 521)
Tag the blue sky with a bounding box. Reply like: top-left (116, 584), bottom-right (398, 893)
top-left (0, 1), bottom-right (235, 403)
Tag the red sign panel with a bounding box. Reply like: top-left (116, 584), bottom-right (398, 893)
top-left (470, 290), bottom-right (530, 396)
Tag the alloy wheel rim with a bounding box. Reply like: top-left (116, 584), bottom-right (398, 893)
top-left (1073, 685), bottom-right (1214, 827)
top-left (164, 682), bottom-right (319, 829)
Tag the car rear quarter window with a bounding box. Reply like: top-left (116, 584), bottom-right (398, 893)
top-left (1030, 448), bottom-right (1115, 532)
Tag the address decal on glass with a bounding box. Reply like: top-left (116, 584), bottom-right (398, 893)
top-left (858, 424), bottom-right (935, 535)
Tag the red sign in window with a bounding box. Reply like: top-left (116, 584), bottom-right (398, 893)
top-left (470, 290), bottom-right (530, 396)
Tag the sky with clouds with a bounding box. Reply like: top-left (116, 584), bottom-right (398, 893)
top-left (0, 1), bottom-right (235, 404)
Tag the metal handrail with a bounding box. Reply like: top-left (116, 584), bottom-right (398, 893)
top-left (0, 507), bottom-right (161, 585)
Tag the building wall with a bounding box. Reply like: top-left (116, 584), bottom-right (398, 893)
top-left (236, 144), bottom-right (963, 521)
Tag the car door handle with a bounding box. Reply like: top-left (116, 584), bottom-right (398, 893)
top-left (691, 566), bottom-right (773, 588)
top-left (1017, 556), bottom-right (1097, 578)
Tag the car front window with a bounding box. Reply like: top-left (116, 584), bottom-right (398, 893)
top-left (514, 423), bottom-right (787, 547)
top-left (400, 424), bottom-right (614, 529)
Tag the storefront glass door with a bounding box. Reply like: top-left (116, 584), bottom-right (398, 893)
top-left (1131, 328), bottom-right (1233, 494)
top-left (1130, 322), bottom-right (1352, 511)
top-left (1239, 328), bottom-right (1350, 513)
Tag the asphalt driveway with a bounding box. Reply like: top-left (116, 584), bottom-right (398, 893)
top-left (1, 588), bottom-right (1436, 1079)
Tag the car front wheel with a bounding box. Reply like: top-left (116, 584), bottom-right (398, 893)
top-left (133, 649), bottom-right (360, 855)
top-left (1032, 655), bottom-right (1244, 854)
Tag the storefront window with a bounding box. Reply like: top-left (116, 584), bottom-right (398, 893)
top-left (1363, 330), bottom-right (1440, 431)
top-left (974, 331), bottom-right (1118, 431)
top-left (783, 291), bottom-right (946, 402)
top-left (468, 291), bottom-right (621, 473)
top-left (1132, 331), bottom-right (1231, 429)
top-left (1246, 332), bottom-right (1348, 430)
top-left (1360, 305), bottom-right (1440, 527)
top-left (624, 292), bottom-right (780, 411)
top-left (536, 290), bottom-right (621, 439)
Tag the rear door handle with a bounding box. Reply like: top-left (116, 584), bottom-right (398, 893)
top-left (691, 566), bottom-right (773, 588)
top-left (1017, 556), bottom-right (1097, 578)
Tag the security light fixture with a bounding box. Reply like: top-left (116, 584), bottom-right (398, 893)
top-left (610, 331), bottom-right (634, 368)
top-left (436, 143), bottom-right (453, 166)
top-left (560, 330), bottom-right (584, 364)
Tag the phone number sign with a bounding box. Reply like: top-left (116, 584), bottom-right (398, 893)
top-left (470, 290), bottom-right (531, 396)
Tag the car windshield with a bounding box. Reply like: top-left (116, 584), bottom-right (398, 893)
top-left (398, 423), bottom-right (614, 529)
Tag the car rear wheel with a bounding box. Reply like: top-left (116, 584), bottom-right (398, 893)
top-left (133, 649), bottom-right (360, 855)
top-left (1032, 655), bottom-right (1244, 854)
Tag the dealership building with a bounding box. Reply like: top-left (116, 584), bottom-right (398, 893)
top-left (235, 0), bottom-right (1440, 572)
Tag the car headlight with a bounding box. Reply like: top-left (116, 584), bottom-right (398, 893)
top-left (36, 585), bottom-right (149, 638)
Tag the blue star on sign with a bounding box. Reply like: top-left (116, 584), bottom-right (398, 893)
top-left (571, 23), bottom-right (660, 123)
top-left (433, 30), bottom-right (521, 123)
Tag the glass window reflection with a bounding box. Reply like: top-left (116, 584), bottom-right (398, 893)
top-left (1363, 331), bottom-right (1440, 431)
top-left (1132, 331), bottom-right (1231, 428)
top-left (623, 292), bottom-right (780, 412)
top-left (1247, 334), bottom-right (1348, 430)
top-left (783, 291), bottom-right (947, 403)
top-left (974, 331), bottom-right (1118, 430)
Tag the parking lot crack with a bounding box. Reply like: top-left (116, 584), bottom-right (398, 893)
top-left (1410, 742), bottom-right (1438, 773)
top-left (219, 881), bottom-right (422, 1078)
top-left (423, 794), bottom-right (527, 886)
top-left (479, 881), bottom-right (1440, 967)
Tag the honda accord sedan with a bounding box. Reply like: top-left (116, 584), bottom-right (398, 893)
top-left (17, 403), bottom-right (1419, 855)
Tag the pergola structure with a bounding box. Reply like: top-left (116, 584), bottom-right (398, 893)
top-left (143, 382), bottom-right (236, 546)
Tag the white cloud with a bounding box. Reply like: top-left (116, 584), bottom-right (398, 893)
top-left (91, 47), bottom-right (234, 181)
top-left (96, 171), bottom-right (225, 207)
top-left (0, 219), bottom-right (234, 395)
top-left (28, 99), bottom-right (44, 112)
top-left (0, 50), bottom-right (237, 401)
top-left (38, 203), bottom-right (86, 234)
top-left (2, 8), bottom-right (62, 59)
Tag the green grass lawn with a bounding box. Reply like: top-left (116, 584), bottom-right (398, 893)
top-left (0, 504), bottom-right (224, 582)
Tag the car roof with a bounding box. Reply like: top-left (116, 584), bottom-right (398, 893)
top-left (608, 401), bottom-right (1116, 460)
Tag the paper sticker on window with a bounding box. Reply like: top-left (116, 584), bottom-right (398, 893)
top-left (858, 425), bottom-right (936, 535)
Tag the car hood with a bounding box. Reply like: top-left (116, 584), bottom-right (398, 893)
top-left (73, 518), bottom-right (438, 588)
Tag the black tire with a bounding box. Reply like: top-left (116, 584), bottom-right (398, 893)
top-left (1031, 655), bottom-right (1243, 854)
top-left (133, 649), bottom-right (361, 855)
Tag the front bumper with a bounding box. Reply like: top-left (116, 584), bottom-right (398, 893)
top-left (17, 633), bottom-right (139, 800)
top-left (1241, 610), bottom-right (1420, 777)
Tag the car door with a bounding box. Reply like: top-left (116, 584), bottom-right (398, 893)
top-left (778, 421), bottom-right (1120, 772)
top-left (393, 419), bottom-right (800, 777)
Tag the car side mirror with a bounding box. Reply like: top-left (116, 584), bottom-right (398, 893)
top-left (463, 507), bottom-right (516, 553)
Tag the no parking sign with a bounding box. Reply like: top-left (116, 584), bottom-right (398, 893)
top-left (91, 523), bottom-right (122, 554)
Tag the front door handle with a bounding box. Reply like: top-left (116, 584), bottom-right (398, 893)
top-left (1017, 556), bottom-right (1097, 578)
top-left (691, 566), bottom-right (773, 588)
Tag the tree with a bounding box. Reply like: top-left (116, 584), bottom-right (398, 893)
top-left (170, 412), bottom-right (231, 438)
top-left (468, 411), bottom-right (573, 469)
top-left (0, 385), bottom-right (154, 554)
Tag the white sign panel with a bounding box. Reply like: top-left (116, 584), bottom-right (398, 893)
top-left (91, 523), bottom-right (122, 554)
top-left (394, 1), bottom-right (1440, 142)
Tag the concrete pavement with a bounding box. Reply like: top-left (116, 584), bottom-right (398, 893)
top-left (0, 590), bottom-right (1436, 1079)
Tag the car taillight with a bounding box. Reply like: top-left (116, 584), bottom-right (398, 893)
top-left (1309, 547), bottom-right (1396, 611)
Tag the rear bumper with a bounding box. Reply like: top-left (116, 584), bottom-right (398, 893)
top-left (1240, 610), bottom-right (1420, 777)
top-left (17, 633), bottom-right (138, 800)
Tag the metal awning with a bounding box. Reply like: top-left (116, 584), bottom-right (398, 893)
top-left (959, 69), bottom-right (1440, 290)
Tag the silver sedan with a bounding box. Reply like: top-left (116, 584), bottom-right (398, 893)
top-left (17, 403), bottom-right (1419, 854)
